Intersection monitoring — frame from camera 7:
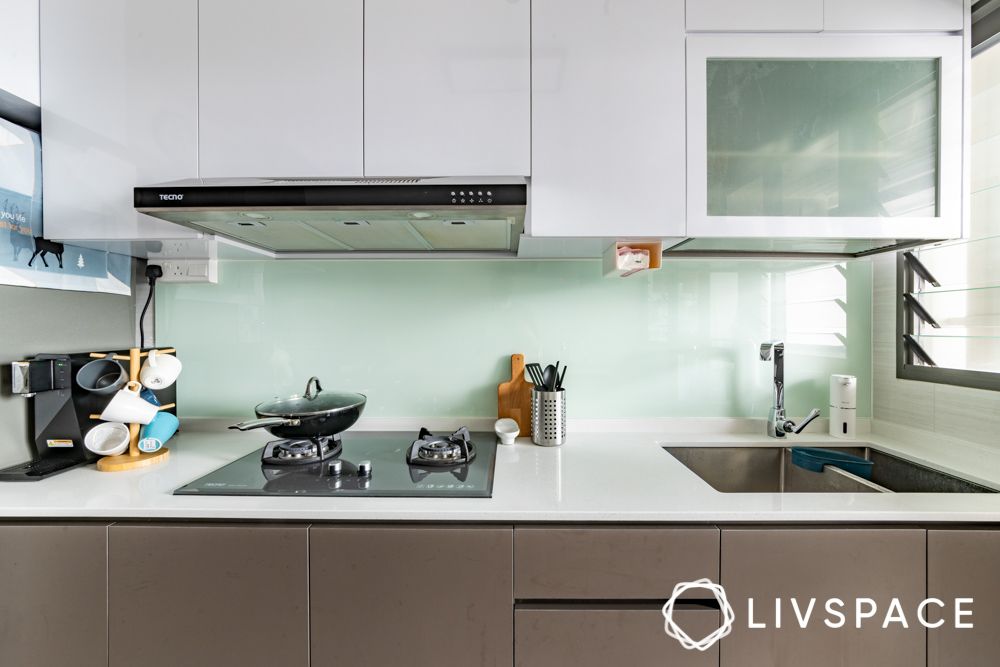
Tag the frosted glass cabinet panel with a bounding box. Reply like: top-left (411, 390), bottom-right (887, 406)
top-left (687, 35), bottom-right (964, 241)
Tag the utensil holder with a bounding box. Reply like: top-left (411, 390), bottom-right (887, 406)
top-left (531, 389), bottom-right (566, 446)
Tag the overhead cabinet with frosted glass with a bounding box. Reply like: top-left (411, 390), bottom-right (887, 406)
top-left (678, 33), bottom-right (966, 255)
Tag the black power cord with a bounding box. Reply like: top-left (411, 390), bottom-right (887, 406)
top-left (140, 264), bottom-right (163, 349)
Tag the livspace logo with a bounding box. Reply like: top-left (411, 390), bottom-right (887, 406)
top-left (662, 579), bottom-right (974, 652)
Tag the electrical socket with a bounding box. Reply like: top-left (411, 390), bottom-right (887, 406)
top-left (158, 260), bottom-right (218, 284)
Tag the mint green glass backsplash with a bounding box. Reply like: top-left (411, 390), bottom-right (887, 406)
top-left (157, 259), bottom-right (871, 420)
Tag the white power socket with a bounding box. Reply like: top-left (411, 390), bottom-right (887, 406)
top-left (147, 237), bottom-right (219, 283)
top-left (157, 260), bottom-right (219, 284)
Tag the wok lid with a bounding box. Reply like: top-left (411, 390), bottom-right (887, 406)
top-left (255, 377), bottom-right (366, 417)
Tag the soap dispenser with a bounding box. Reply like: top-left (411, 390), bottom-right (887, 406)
top-left (829, 375), bottom-right (857, 439)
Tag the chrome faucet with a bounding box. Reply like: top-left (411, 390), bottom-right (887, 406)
top-left (759, 341), bottom-right (821, 439)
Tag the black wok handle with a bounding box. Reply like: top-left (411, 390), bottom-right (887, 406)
top-left (304, 377), bottom-right (323, 400)
top-left (229, 417), bottom-right (302, 431)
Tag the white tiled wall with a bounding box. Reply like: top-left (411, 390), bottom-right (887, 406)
top-left (871, 44), bottom-right (1000, 445)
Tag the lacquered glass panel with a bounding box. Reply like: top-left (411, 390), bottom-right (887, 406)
top-left (157, 259), bottom-right (872, 420)
top-left (707, 59), bottom-right (939, 217)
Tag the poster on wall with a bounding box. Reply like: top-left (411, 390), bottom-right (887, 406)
top-left (0, 116), bottom-right (130, 295)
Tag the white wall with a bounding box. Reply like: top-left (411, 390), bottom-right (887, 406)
top-left (0, 0), bottom-right (40, 104)
top-left (871, 45), bottom-right (1000, 447)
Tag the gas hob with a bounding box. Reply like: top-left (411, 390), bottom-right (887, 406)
top-left (174, 430), bottom-right (497, 498)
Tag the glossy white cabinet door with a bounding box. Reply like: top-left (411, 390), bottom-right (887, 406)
top-left (531, 0), bottom-right (685, 238)
top-left (364, 0), bottom-right (530, 176)
top-left (0, 0), bottom-right (40, 104)
top-left (686, 0), bottom-right (823, 32)
top-left (687, 34), bottom-right (965, 241)
top-left (199, 0), bottom-right (363, 178)
top-left (825, 0), bottom-right (965, 32)
top-left (39, 0), bottom-right (199, 240)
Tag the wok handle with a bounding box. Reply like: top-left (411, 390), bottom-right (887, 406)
top-left (228, 417), bottom-right (302, 431)
top-left (304, 376), bottom-right (323, 400)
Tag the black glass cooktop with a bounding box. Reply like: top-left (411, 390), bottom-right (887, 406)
top-left (174, 431), bottom-right (497, 498)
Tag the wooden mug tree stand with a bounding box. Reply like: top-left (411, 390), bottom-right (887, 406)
top-left (88, 347), bottom-right (176, 472)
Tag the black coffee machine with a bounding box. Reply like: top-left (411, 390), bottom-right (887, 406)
top-left (3, 349), bottom-right (177, 480)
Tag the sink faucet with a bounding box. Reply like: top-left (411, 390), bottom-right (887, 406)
top-left (759, 341), bottom-right (821, 439)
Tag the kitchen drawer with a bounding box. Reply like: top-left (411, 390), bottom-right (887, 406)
top-left (516, 606), bottom-right (719, 667)
top-left (514, 527), bottom-right (720, 599)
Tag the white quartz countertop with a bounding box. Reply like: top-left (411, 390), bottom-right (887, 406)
top-left (3, 418), bottom-right (1000, 522)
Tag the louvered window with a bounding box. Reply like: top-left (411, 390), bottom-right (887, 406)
top-left (897, 42), bottom-right (1000, 390)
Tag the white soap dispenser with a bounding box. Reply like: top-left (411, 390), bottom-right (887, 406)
top-left (829, 375), bottom-right (857, 439)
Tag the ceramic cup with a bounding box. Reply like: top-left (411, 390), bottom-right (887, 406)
top-left (139, 350), bottom-right (182, 389)
top-left (84, 421), bottom-right (130, 457)
top-left (76, 354), bottom-right (128, 395)
top-left (100, 381), bottom-right (158, 425)
top-left (139, 412), bottom-right (179, 453)
top-left (139, 387), bottom-right (161, 406)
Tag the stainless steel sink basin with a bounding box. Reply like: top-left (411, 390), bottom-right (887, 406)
top-left (664, 445), bottom-right (997, 493)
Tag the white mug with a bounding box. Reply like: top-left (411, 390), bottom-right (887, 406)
top-left (101, 381), bottom-right (158, 425)
top-left (84, 422), bottom-right (130, 457)
top-left (140, 350), bottom-right (182, 389)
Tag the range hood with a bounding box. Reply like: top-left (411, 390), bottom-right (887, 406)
top-left (134, 177), bottom-right (527, 256)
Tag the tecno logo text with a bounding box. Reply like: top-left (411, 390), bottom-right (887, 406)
top-left (158, 194), bottom-right (184, 201)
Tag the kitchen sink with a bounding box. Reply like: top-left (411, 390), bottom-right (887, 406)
top-left (664, 445), bottom-right (998, 494)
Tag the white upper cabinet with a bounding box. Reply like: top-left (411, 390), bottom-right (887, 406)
top-left (686, 0), bottom-right (823, 32)
top-left (825, 0), bottom-right (965, 32)
top-left (363, 0), bottom-right (530, 177)
top-left (40, 0), bottom-right (199, 240)
top-left (199, 0), bottom-right (363, 178)
top-left (530, 0), bottom-right (686, 238)
top-left (686, 34), bottom-right (965, 241)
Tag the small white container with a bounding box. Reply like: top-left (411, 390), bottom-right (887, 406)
top-left (829, 374), bottom-right (857, 439)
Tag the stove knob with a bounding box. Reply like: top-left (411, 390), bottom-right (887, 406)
top-left (327, 459), bottom-right (343, 477)
top-left (357, 460), bottom-right (373, 477)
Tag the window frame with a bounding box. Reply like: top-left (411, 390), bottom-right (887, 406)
top-left (896, 251), bottom-right (1000, 391)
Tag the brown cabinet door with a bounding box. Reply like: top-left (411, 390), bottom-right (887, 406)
top-left (109, 523), bottom-right (308, 667)
top-left (928, 529), bottom-right (1000, 667)
top-left (516, 607), bottom-right (719, 667)
top-left (311, 525), bottom-right (513, 667)
top-left (720, 528), bottom-right (926, 667)
top-left (0, 523), bottom-right (109, 667)
top-left (515, 527), bottom-right (720, 599)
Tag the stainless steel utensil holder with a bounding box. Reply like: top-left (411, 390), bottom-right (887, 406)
top-left (531, 389), bottom-right (566, 446)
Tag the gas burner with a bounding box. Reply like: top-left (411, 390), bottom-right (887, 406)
top-left (261, 436), bottom-right (342, 466)
top-left (407, 427), bottom-right (476, 467)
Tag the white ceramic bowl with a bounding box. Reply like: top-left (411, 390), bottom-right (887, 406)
top-left (494, 418), bottom-right (520, 445)
top-left (84, 422), bottom-right (130, 457)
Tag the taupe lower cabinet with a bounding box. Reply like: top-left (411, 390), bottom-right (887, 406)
top-left (514, 527), bottom-right (721, 667)
top-left (720, 528), bottom-right (927, 667)
top-left (108, 524), bottom-right (309, 667)
top-left (310, 525), bottom-right (514, 667)
top-left (927, 530), bottom-right (1000, 667)
top-left (0, 523), bottom-right (109, 667)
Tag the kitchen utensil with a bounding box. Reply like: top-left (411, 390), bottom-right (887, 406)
top-left (497, 354), bottom-right (533, 436)
top-left (531, 388), bottom-right (566, 446)
top-left (552, 361), bottom-right (560, 390)
top-left (791, 447), bottom-right (873, 480)
top-left (139, 411), bottom-right (179, 453)
top-left (84, 422), bottom-right (130, 457)
top-left (556, 365), bottom-right (567, 390)
top-left (494, 418), bottom-right (519, 445)
top-left (526, 363), bottom-right (544, 388)
top-left (76, 354), bottom-right (128, 395)
top-left (100, 381), bottom-right (159, 425)
top-left (542, 365), bottom-right (557, 392)
top-left (139, 349), bottom-right (183, 389)
top-left (229, 376), bottom-right (366, 441)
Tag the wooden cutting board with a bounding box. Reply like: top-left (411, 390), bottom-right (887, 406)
top-left (498, 353), bottom-right (533, 437)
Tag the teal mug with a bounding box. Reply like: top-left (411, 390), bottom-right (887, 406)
top-left (139, 412), bottom-right (179, 453)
